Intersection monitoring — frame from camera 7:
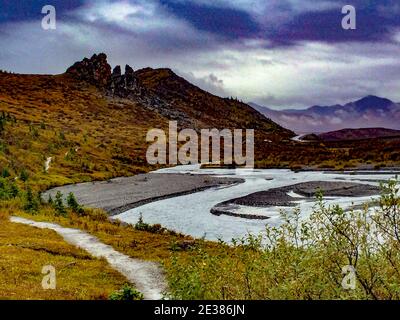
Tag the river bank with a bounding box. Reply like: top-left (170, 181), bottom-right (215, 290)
top-left (43, 173), bottom-right (243, 216)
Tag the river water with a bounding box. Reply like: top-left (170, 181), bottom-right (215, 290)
top-left (114, 165), bottom-right (397, 242)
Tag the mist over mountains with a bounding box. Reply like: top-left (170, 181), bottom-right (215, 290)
top-left (251, 96), bottom-right (400, 134)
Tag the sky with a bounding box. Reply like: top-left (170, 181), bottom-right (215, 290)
top-left (0, 0), bottom-right (400, 109)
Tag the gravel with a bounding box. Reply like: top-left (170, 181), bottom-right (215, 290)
top-left (43, 173), bottom-right (243, 215)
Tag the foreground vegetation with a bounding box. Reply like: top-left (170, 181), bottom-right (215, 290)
top-left (5, 173), bottom-right (400, 300)
top-left (0, 211), bottom-right (128, 299)
top-left (166, 180), bottom-right (400, 300)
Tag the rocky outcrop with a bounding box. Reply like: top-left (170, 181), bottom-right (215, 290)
top-left (66, 53), bottom-right (111, 87)
top-left (66, 53), bottom-right (143, 96)
top-left (65, 53), bottom-right (198, 127)
top-left (109, 64), bottom-right (143, 98)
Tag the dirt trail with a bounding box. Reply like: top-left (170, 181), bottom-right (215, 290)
top-left (44, 157), bottom-right (52, 172)
top-left (10, 216), bottom-right (167, 300)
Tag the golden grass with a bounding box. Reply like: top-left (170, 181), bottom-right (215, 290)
top-left (13, 206), bottom-right (222, 263)
top-left (0, 73), bottom-right (167, 195)
top-left (0, 216), bottom-right (127, 300)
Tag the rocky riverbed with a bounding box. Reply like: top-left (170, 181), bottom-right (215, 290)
top-left (43, 173), bottom-right (243, 215)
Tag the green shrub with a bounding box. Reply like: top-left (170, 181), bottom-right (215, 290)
top-left (20, 169), bottom-right (29, 182)
top-left (135, 214), bottom-right (164, 234)
top-left (109, 284), bottom-right (143, 301)
top-left (10, 183), bottom-right (19, 198)
top-left (24, 187), bottom-right (39, 213)
top-left (1, 167), bottom-right (10, 178)
top-left (67, 192), bottom-right (84, 215)
top-left (0, 178), bottom-right (19, 200)
top-left (54, 191), bottom-right (67, 217)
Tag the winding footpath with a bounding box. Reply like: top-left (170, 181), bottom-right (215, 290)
top-left (44, 157), bottom-right (52, 173)
top-left (10, 216), bottom-right (167, 300)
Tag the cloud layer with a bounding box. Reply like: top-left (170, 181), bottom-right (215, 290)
top-left (0, 0), bottom-right (399, 109)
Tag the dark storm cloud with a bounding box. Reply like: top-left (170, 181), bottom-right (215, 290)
top-left (157, 0), bottom-right (400, 46)
top-left (159, 0), bottom-right (261, 39)
top-left (267, 0), bottom-right (400, 46)
top-left (0, 0), bottom-right (84, 23)
top-left (1, 0), bottom-right (400, 47)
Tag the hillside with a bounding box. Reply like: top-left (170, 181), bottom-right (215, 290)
top-left (65, 53), bottom-right (293, 138)
top-left (135, 67), bottom-right (287, 136)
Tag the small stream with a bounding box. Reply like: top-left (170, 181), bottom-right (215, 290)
top-left (114, 165), bottom-right (397, 242)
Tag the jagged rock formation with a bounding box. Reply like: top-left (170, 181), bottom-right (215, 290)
top-left (66, 53), bottom-right (193, 126)
top-left (110, 64), bottom-right (143, 98)
top-left (66, 53), bottom-right (142, 96)
top-left (66, 53), bottom-right (111, 87)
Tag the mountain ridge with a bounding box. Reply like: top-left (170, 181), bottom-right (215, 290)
top-left (252, 95), bottom-right (400, 133)
top-left (64, 53), bottom-right (294, 139)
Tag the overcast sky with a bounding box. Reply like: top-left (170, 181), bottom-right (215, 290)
top-left (1, 0), bottom-right (400, 109)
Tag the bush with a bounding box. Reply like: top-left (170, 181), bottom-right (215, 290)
top-left (67, 192), bottom-right (84, 215)
top-left (135, 214), bottom-right (165, 234)
top-left (109, 284), bottom-right (144, 301)
top-left (0, 178), bottom-right (19, 200)
top-left (1, 167), bottom-right (10, 178)
top-left (20, 169), bottom-right (29, 182)
top-left (10, 183), bottom-right (19, 198)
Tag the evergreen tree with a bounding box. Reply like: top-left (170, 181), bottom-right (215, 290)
top-left (54, 191), bottom-right (67, 217)
top-left (67, 192), bottom-right (84, 215)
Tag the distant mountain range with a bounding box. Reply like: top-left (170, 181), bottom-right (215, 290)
top-left (251, 96), bottom-right (400, 133)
